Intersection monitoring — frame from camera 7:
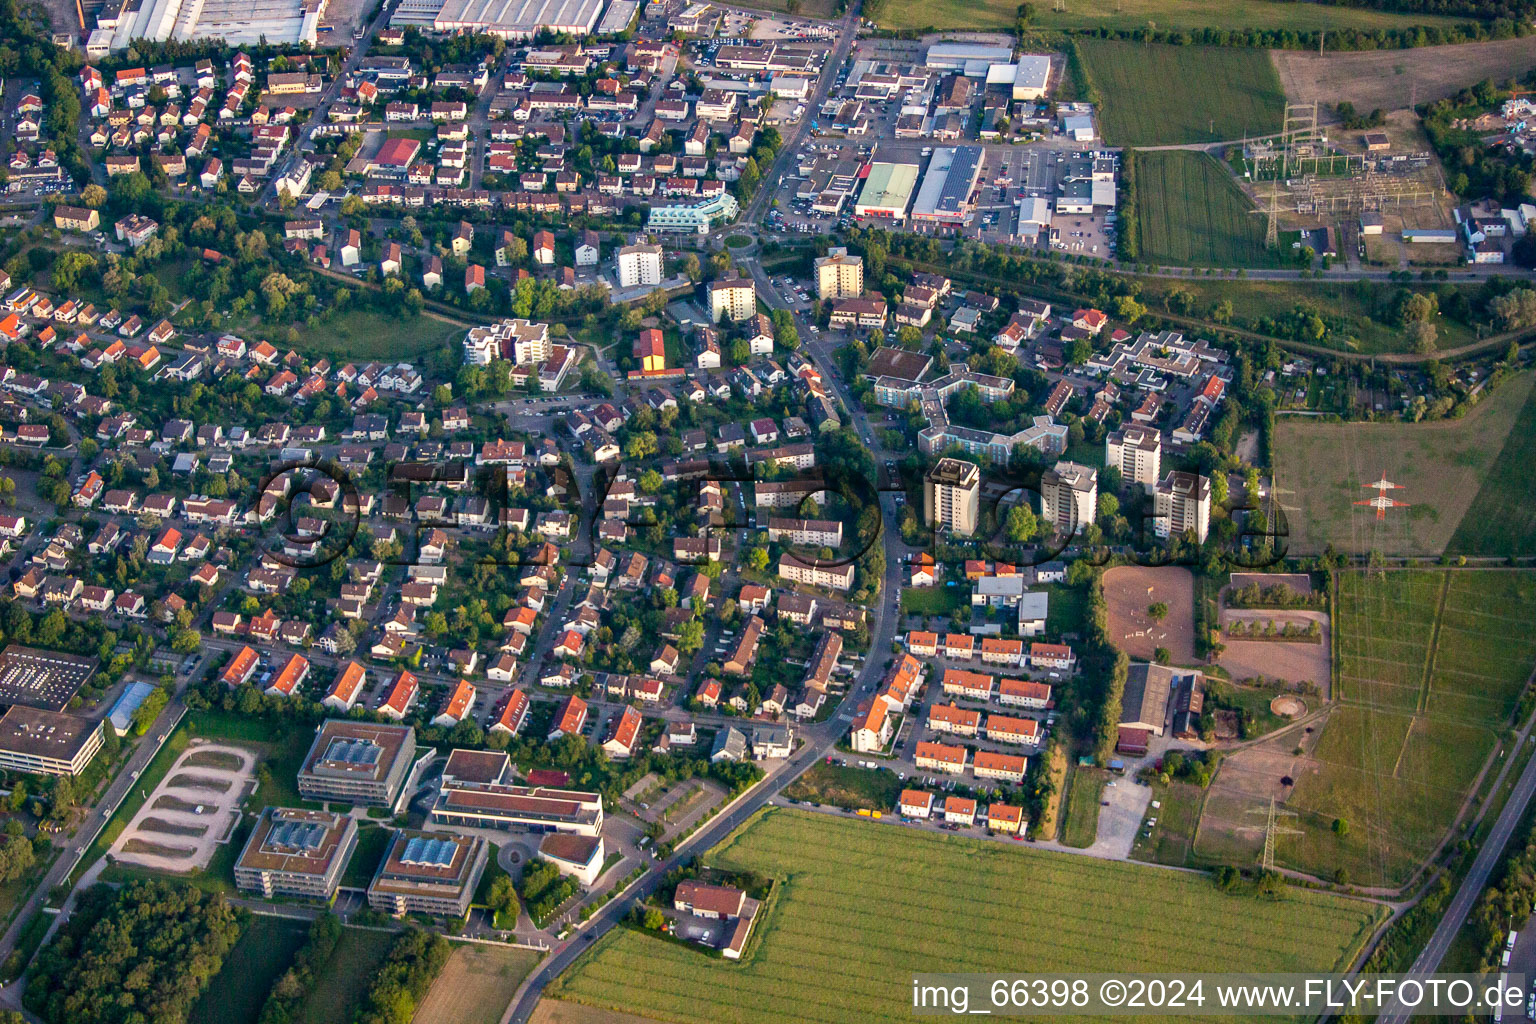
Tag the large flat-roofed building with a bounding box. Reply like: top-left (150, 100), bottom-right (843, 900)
top-left (0, 645), bottom-right (97, 712)
top-left (234, 807), bottom-right (357, 900)
top-left (912, 147), bottom-right (984, 225)
top-left (393, 0), bottom-right (606, 36)
top-left (853, 162), bottom-right (919, 221)
top-left (647, 193), bottom-right (740, 235)
top-left (296, 720), bottom-right (416, 807)
top-left (431, 781), bottom-right (604, 835)
top-left (924, 457), bottom-right (980, 537)
top-left (925, 42), bottom-right (1014, 76)
top-left (537, 832), bottom-right (605, 885)
top-left (367, 830), bottom-right (488, 918)
top-left (1011, 54), bottom-right (1052, 100)
top-left (0, 706), bottom-right (104, 776)
top-left (814, 248), bottom-right (863, 301)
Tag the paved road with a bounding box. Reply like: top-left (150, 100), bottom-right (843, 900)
top-left (1378, 733), bottom-right (1536, 1024)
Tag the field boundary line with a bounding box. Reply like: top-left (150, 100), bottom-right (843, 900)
top-left (1415, 573), bottom-right (1451, 715)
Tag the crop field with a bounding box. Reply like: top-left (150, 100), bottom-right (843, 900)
top-left (1135, 153), bottom-right (1283, 268)
top-left (1077, 41), bottom-right (1285, 147)
top-left (1275, 372), bottom-right (1534, 557)
top-left (190, 915), bottom-right (308, 1024)
top-left (1273, 36), bottom-right (1536, 114)
top-left (1448, 379), bottom-right (1536, 557)
top-left (871, 0), bottom-right (1460, 33)
top-left (1271, 570), bottom-right (1536, 886)
top-left (415, 944), bottom-right (543, 1024)
top-left (549, 808), bottom-right (1385, 1024)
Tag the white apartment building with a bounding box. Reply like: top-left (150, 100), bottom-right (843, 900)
top-left (924, 457), bottom-right (980, 537)
top-left (1153, 471), bottom-right (1212, 543)
top-left (708, 278), bottom-right (757, 322)
top-left (814, 247), bottom-right (864, 301)
top-left (1042, 460), bottom-right (1097, 535)
top-left (1105, 425), bottom-right (1162, 490)
top-left (616, 243), bottom-right (663, 288)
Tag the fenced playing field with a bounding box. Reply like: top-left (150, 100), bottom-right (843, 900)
top-left (1076, 41), bottom-right (1285, 147)
top-left (550, 809), bottom-right (1384, 1024)
top-left (1226, 570), bottom-right (1536, 888)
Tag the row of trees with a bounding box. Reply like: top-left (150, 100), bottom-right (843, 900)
top-left (357, 929), bottom-right (451, 1024)
top-left (258, 914), bottom-right (342, 1024)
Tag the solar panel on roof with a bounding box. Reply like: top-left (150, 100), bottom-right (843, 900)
top-left (269, 820), bottom-right (324, 851)
top-left (324, 738), bottom-right (382, 765)
top-left (401, 835), bottom-right (456, 867)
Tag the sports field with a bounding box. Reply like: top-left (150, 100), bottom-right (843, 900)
top-left (550, 808), bottom-right (1385, 1024)
top-left (871, 0), bottom-right (1461, 33)
top-left (1274, 373), bottom-right (1535, 557)
top-left (1276, 570), bottom-right (1536, 886)
top-left (1077, 41), bottom-right (1285, 146)
top-left (1134, 153), bottom-right (1286, 268)
top-left (1448, 377), bottom-right (1536, 557)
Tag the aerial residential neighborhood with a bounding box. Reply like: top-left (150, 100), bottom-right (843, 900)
top-left (0, 0), bottom-right (1530, 1021)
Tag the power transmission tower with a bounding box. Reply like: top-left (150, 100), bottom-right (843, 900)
top-left (1281, 101), bottom-right (1322, 178)
top-left (1238, 797), bottom-right (1303, 872)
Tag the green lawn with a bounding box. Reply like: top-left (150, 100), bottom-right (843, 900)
top-left (1274, 570), bottom-right (1536, 886)
top-left (873, 0), bottom-right (1462, 32)
top-left (899, 585), bottom-right (967, 617)
top-left (783, 762), bottom-right (904, 811)
top-left (1135, 152), bottom-right (1283, 268)
top-left (1448, 378), bottom-right (1536, 557)
top-left (551, 808), bottom-right (1385, 1024)
top-left (294, 926), bottom-right (397, 1024)
top-left (190, 914), bottom-right (308, 1024)
top-left (1078, 41), bottom-right (1285, 147)
top-left (260, 308), bottom-right (464, 362)
top-left (1131, 781), bottom-right (1207, 868)
top-left (342, 823), bottom-right (392, 889)
top-left (1060, 767), bottom-right (1107, 848)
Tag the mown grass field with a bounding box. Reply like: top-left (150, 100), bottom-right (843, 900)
top-left (260, 308), bottom-right (465, 361)
top-left (1276, 570), bottom-right (1536, 885)
top-left (1135, 152), bottom-right (1283, 268)
top-left (898, 586), bottom-right (967, 617)
top-left (1275, 373), bottom-right (1534, 557)
top-left (1060, 767), bottom-right (1107, 848)
top-left (549, 808), bottom-right (1385, 1024)
top-left (1077, 41), bottom-right (1285, 146)
top-left (190, 915), bottom-right (308, 1024)
top-left (1448, 378), bottom-right (1536, 557)
top-left (872, 0), bottom-right (1462, 32)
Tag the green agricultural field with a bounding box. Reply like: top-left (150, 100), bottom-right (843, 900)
top-left (1274, 570), bottom-right (1536, 886)
top-left (1448, 378), bottom-right (1536, 556)
top-left (1077, 41), bottom-right (1285, 146)
top-left (871, 0), bottom-right (1462, 33)
top-left (550, 809), bottom-right (1384, 1024)
top-left (1275, 373), bottom-right (1534, 557)
top-left (190, 915), bottom-right (308, 1024)
top-left (1135, 152), bottom-right (1283, 268)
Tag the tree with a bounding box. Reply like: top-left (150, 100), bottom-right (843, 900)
top-left (643, 907), bottom-right (666, 930)
top-left (80, 183), bottom-right (106, 208)
top-left (1332, 817), bottom-right (1349, 836)
top-left (746, 547), bottom-right (770, 572)
top-left (1006, 505), bottom-right (1042, 543)
top-left (1147, 602), bottom-right (1168, 622)
top-left (1407, 319), bottom-right (1437, 355)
